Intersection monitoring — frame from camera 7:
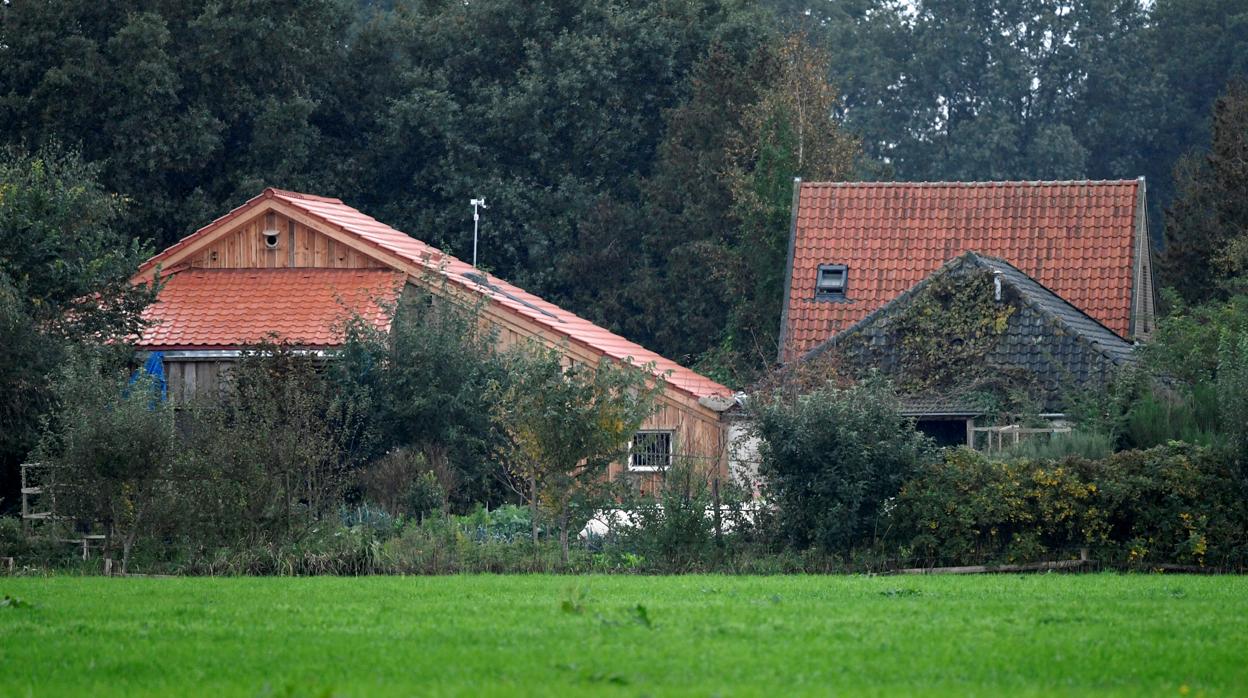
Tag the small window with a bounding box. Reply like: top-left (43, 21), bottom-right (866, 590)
top-left (816, 264), bottom-right (847, 299)
top-left (629, 430), bottom-right (673, 471)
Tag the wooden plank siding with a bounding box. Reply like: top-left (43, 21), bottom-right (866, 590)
top-left (188, 211), bottom-right (389, 270)
top-left (165, 360), bottom-right (229, 402)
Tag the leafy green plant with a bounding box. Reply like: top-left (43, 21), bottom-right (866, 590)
top-left (37, 354), bottom-right (178, 574)
top-left (1001, 429), bottom-right (1115, 461)
top-left (893, 443), bottom-right (1248, 567)
top-left (754, 374), bottom-right (935, 554)
top-left (494, 342), bottom-right (661, 563)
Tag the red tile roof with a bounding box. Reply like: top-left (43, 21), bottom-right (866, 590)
top-left (780, 180), bottom-right (1144, 361)
top-left (138, 268), bottom-right (405, 350)
top-left (139, 189), bottom-right (732, 401)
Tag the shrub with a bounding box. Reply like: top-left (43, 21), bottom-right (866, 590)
top-left (893, 443), bottom-right (1248, 567)
top-left (893, 448), bottom-right (1103, 565)
top-left (754, 374), bottom-right (935, 554)
top-left (1216, 330), bottom-right (1248, 463)
top-left (1001, 429), bottom-right (1115, 461)
top-left (37, 354), bottom-right (179, 573)
top-left (1093, 443), bottom-right (1248, 567)
top-left (494, 343), bottom-right (661, 562)
top-left (333, 287), bottom-right (511, 510)
top-left (1122, 382), bottom-right (1221, 449)
top-left (178, 345), bottom-right (365, 547)
top-left (355, 448), bottom-right (446, 520)
top-left (618, 462), bottom-right (718, 572)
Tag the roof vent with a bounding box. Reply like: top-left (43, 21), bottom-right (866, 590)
top-left (262, 212), bottom-right (280, 249)
top-left (815, 264), bottom-right (848, 300)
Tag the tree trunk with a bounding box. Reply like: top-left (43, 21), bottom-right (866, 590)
top-left (121, 535), bottom-right (134, 576)
top-left (559, 510), bottom-right (570, 566)
top-left (529, 473), bottom-right (539, 545)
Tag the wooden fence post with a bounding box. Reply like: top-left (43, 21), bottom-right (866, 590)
top-left (712, 476), bottom-right (723, 543)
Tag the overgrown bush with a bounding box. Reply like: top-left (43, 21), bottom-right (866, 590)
top-left (334, 287), bottom-right (510, 510)
top-left (893, 443), bottom-right (1248, 567)
top-left (1001, 429), bottom-right (1115, 461)
top-left (618, 462), bottom-right (718, 571)
top-left (36, 354), bottom-right (179, 572)
top-left (754, 374), bottom-right (935, 554)
top-left (177, 345), bottom-right (367, 548)
top-left (355, 448), bottom-right (445, 520)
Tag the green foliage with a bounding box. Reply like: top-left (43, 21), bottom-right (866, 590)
top-left (36, 353), bottom-right (177, 571)
top-left (615, 461), bottom-right (731, 572)
top-left (1216, 329), bottom-right (1248, 461)
top-left (1122, 383), bottom-right (1222, 450)
top-left (894, 444), bottom-right (1248, 567)
top-left (1000, 430), bottom-right (1115, 462)
top-left (334, 288), bottom-right (508, 509)
top-left (1115, 292), bottom-right (1248, 451)
top-left (841, 267), bottom-right (1016, 394)
top-left (0, 517), bottom-right (28, 558)
top-left (494, 343), bottom-right (661, 561)
top-left (715, 35), bottom-right (861, 378)
top-left (1162, 79), bottom-right (1248, 303)
top-left (754, 374), bottom-right (935, 553)
top-left (179, 345), bottom-right (368, 547)
top-left (0, 146), bottom-right (155, 501)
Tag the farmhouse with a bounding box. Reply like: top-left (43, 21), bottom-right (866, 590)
top-left (776, 179), bottom-right (1158, 443)
top-left (803, 252), bottom-right (1137, 445)
top-left (779, 179), bottom-right (1158, 361)
top-left (131, 188), bottom-right (737, 486)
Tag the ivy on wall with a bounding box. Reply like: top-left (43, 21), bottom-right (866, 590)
top-left (837, 269), bottom-right (1014, 393)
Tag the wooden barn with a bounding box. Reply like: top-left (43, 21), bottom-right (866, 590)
top-left (131, 188), bottom-right (738, 486)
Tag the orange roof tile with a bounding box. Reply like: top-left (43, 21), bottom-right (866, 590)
top-left (139, 189), bottom-right (732, 401)
top-left (137, 268), bottom-right (405, 350)
top-left (780, 180), bottom-right (1144, 361)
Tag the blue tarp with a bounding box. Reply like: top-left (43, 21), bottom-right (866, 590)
top-left (129, 351), bottom-right (168, 403)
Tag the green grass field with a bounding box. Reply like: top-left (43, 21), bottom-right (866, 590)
top-left (1, 574), bottom-right (1245, 697)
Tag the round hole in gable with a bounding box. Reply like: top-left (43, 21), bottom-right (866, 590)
top-left (264, 233), bottom-right (280, 249)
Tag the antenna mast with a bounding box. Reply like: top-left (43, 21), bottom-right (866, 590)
top-left (470, 197), bottom-right (487, 267)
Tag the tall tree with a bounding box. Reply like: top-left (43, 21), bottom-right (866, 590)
top-left (0, 146), bottom-right (155, 511)
top-left (1161, 80), bottom-right (1248, 303)
top-left (720, 35), bottom-right (860, 380)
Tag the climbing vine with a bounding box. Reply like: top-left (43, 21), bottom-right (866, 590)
top-left (840, 269), bottom-right (1017, 394)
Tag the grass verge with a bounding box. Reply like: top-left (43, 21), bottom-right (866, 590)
top-left (1, 574), bottom-right (1244, 696)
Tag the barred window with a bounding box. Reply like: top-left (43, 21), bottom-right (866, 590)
top-left (629, 430), bottom-right (673, 471)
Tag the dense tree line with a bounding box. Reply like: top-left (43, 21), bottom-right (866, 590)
top-left (4, 0), bottom-right (1245, 381)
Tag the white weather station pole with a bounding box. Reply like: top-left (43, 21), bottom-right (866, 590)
top-left (470, 197), bottom-right (487, 267)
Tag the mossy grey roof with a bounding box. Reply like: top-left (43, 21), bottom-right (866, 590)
top-left (804, 252), bottom-right (1138, 415)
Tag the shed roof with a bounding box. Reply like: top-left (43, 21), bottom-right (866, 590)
top-left (780, 180), bottom-right (1145, 361)
top-left (137, 268), bottom-right (405, 350)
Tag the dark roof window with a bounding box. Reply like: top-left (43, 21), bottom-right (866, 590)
top-left (816, 264), bottom-right (848, 299)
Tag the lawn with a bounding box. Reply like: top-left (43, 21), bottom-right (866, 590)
top-left (1, 574), bottom-right (1244, 697)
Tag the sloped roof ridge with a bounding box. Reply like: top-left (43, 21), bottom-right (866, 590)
top-left (965, 253), bottom-right (1135, 364)
top-left (801, 179), bottom-right (1140, 188)
top-left (263, 188), bottom-right (343, 204)
top-left (805, 251), bottom-right (1135, 365)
